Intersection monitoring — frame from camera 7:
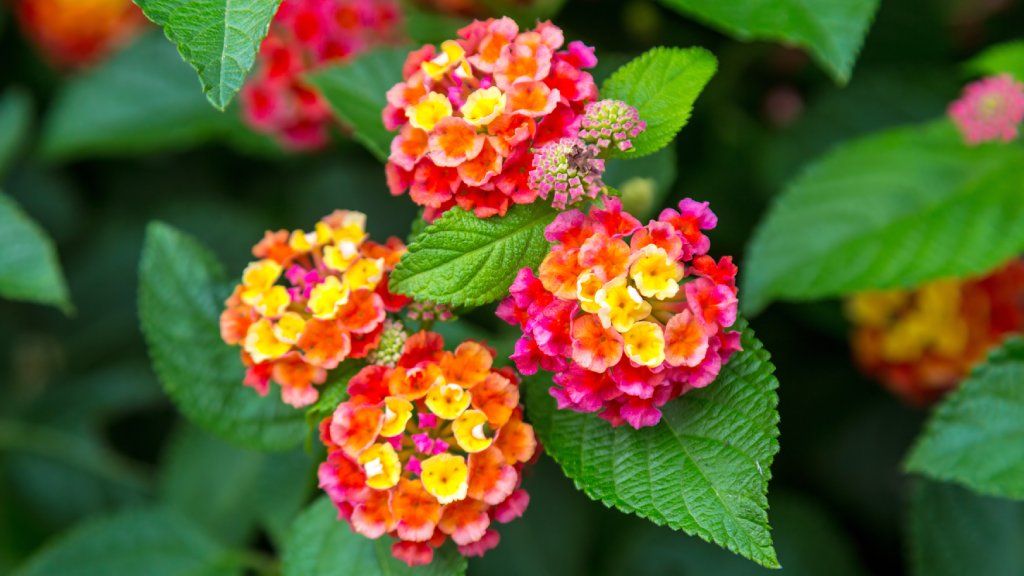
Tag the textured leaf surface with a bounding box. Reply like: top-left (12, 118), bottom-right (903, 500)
top-left (968, 40), bottom-right (1024, 81)
top-left (14, 508), bottom-right (239, 576)
top-left (0, 193), bottom-right (71, 312)
top-left (0, 88), bottom-right (31, 177)
top-left (905, 339), bottom-right (1024, 500)
top-left (656, 0), bottom-right (878, 82)
top-left (525, 324), bottom-right (780, 568)
top-left (390, 203), bottom-right (557, 307)
top-left (41, 33), bottom-right (234, 160)
top-left (138, 222), bottom-right (305, 451)
top-left (602, 47), bottom-right (717, 158)
top-left (743, 122), bottom-right (1024, 314)
top-left (135, 0), bottom-right (281, 110)
top-left (908, 479), bottom-right (1024, 576)
top-left (282, 497), bottom-right (467, 576)
top-left (306, 47), bottom-right (407, 161)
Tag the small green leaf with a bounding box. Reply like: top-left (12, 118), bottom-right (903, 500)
top-left (967, 40), bottom-right (1024, 82)
top-left (602, 47), bottom-right (716, 158)
top-left (655, 0), bottom-right (879, 83)
top-left (390, 203), bottom-right (557, 308)
top-left (306, 47), bottom-right (408, 162)
top-left (13, 507), bottom-right (241, 576)
top-left (282, 497), bottom-right (467, 576)
top-left (905, 338), bottom-right (1024, 500)
top-left (525, 323), bottom-right (780, 568)
top-left (0, 193), bottom-right (71, 312)
top-left (135, 0), bottom-right (282, 110)
top-left (908, 479), bottom-right (1024, 576)
top-left (0, 88), bottom-right (32, 177)
top-left (41, 33), bottom-right (235, 160)
top-left (138, 222), bottom-right (305, 451)
top-left (742, 121), bottom-right (1024, 315)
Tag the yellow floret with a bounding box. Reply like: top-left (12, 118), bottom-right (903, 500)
top-left (420, 453), bottom-right (469, 504)
top-left (380, 396), bottom-right (414, 437)
top-left (425, 382), bottom-right (472, 420)
top-left (407, 92), bottom-right (453, 132)
top-left (359, 443), bottom-right (402, 490)
top-left (622, 321), bottom-right (666, 367)
top-left (629, 246), bottom-right (683, 300)
top-left (272, 312), bottom-right (306, 344)
top-left (461, 87), bottom-right (507, 126)
top-left (241, 259), bottom-right (283, 305)
top-left (244, 318), bottom-right (291, 363)
top-left (343, 257), bottom-right (385, 291)
top-left (254, 285), bottom-right (291, 318)
top-left (307, 276), bottom-right (350, 320)
top-left (595, 276), bottom-right (652, 333)
top-left (452, 409), bottom-right (494, 453)
top-left (576, 271), bottom-right (604, 314)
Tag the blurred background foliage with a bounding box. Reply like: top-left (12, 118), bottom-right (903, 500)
top-left (1, 0), bottom-right (1022, 573)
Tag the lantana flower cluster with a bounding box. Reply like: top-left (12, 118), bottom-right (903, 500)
top-left (220, 210), bottom-right (409, 407)
top-left (498, 197), bottom-right (741, 429)
top-left (242, 0), bottom-right (404, 149)
top-left (846, 259), bottom-right (1024, 405)
top-left (318, 331), bottom-right (537, 566)
top-left (949, 74), bottom-right (1024, 145)
top-left (15, 0), bottom-right (146, 68)
top-left (383, 17), bottom-right (605, 219)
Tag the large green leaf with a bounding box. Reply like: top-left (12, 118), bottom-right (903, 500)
top-left (601, 47), bottom-right (717, 158)
top-left (135, 0), bottom-right (282, 110)
top-left (968, 40), bottom-right (1024, 82)
top-left (0, 193), bottom-right (71, 312)
top-left (908, 479), bottom-right (1024, 576)
top-left (905, 339), bottom-right (1024, 500)
top-left (0, 88), bottom-right (31, 177)
top-left (282, 497), bottom-right (467, 576)
top-left (305, 47), bottom-right (408, 162)
top-left (655, 0), bottom-right (879, 83)
top-left (13, 508), bottom-right (241, 576)
top-left (390, 203), bottom-right (557, 308)
top-left (525, 323), bottom-right (780, 568)
top-left (742, 121), bottom-right (1024, 314)
top-left (138, 222), bottom-right (306, 451)
top-left (40, 33), bottom-right (234, 160)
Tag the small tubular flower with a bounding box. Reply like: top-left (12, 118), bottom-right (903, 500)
top-left (846, 259), bottom-right (1024, 405)
top-left (15, 0), bottom-right (146, 69)
top-left (529, 137), bottom-right (606, 209)
top-left (579, 99), bottom-right (647, 152)
top-left (949, 74), bottom-right (1024, 145)
top-left (220, 211), bottom-right (409, 408)
top-left (384, 18), bottom-right (601, 219)
top-left (317, 331), bottom-right (537, 566)
top-left (241, 0), bottom-right (404, 150)
top-left (500, 197), bottom-right (741, 429)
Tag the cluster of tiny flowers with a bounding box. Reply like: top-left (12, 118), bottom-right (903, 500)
top-left (578, 99), bottom-right (646, 152)
top-left (15, 0), bottom-right (145, 68)
top-left (948, 74), bottom-right (1024, 145)
top-left (498, 197), bottom-right (741, 429)
top-left (846, 259), bottom-right (1024, 405)
top-left (407, 301), bottom-right (455, 323)
top-left (383, 17), bottom-right (599, 219)
top-left (318, 331), bottom-right (537, 566)
top-left (220, 210), bottom-right (410, 407)
top-left (528, 138), bottom-right (604, 210)
top-left (241, 0), bottom-right (403, 149)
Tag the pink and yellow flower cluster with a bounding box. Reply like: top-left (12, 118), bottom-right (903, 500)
top-left (383, 18), bottom-right (600, 219)
top-left (242, 0), bottom-right (404, 149)
top-left (220, 210), bottom-right (410, 407)
top-left (847, 259), bottom-right (1024, 405)
top-left (498, 197), bottom-right (741, 429)
top-left (318, 331), bottom-right (536, 566)
top-left (949, 74), bottom-right (1024, 145)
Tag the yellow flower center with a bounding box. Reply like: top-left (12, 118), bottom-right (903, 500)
top-left (595, 276), bottom-right (652, 333)
top-left (425, 382), bottom-right (472, 420)
top-left (461, 87), bottom-right (507, 127)
top-left (622, 321), bottom-right (666, 367)
top-left (407, 92), bottom-right (453, 132)
top-left (244, 318), bottom-right (291, 363)
top-left (343, 257), bottom-right (385, 292)
top-left (420, 453), bottom-right (469, 504)
top-left (272, 312), bottom-right (306, 344)
top-left (630, 246), bottom-right (683, 300)
top-left (307, 276), bottom-right (350, 320)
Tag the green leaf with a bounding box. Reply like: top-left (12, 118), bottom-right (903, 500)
top-left (0, 88), bottom-right (32, 177)
top-left (525, 322), bottom-right (780, 568)
top-left (742, 121), bottom-right (1024, 315)
top-left (40, 33), bottom-right (234, 160)
top-left (138, 222), bottom-right (306, 451)
top-left (905, 338), bottom-right (1024, 500)
top-left (655, 0), bottom-right (879, 83)
top-left (390, 203), bottom-right (557, 308)
top-left (134, 0), bottom-right (282, 110)
top-left (282, 497), bottom-right (467, 576)
top-left (13, 507), bottom-right (241, 576)
top-left (159, 425), bottom-right (312, 547)
top-left (601, 47), bottom-right (717, 158)
top-left (306, 47), bottom-right (408, 162)
top-left (0, 193), bottom-right (71, 312)
top-left (968, 40), bottom-right (1024, 82)
top-left (908, 479), bottom-right (1024, 576)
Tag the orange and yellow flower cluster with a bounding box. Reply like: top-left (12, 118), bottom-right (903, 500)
top-left (15, 0), bottom-right (146, 68)
top-left (846, 259), bottom-right (1024, 405)
top-left (220, 211), bottom-right (409, 407)
top-left (383, 17), bottom-right (599, 219)
top-left (498, 197), bottom-right (741, 428)
top-left (318, 331), bottom-right (536, 566)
